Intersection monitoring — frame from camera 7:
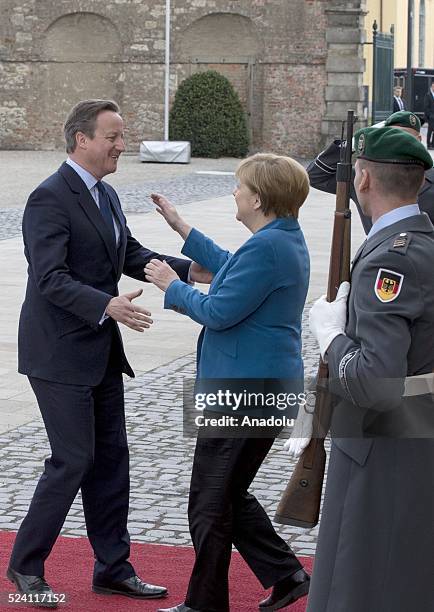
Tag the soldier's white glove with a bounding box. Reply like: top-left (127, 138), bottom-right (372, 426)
top-left (309, 281), bottom-right (350, 360)
top-left (284, 405), bottom-right (314, 459)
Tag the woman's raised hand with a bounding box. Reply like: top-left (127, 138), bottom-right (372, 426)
top-left (150, 193), bottom-right (192, 240)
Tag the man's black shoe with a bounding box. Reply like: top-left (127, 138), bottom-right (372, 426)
top-left (157, 604), bottom-right (199, 612)
top-left (6, 567), bottom-right (58, 608)
top-left (258, 568), bottom-right (310, 611)
top-left (92, 574), bottom-right (167, 599)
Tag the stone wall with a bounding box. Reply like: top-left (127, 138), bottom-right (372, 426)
top-left (0, 0), bottom-right (366, 157)
top-left (323, 0), bottom-right (367, 142)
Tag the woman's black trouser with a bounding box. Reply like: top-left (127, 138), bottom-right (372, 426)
top-left (185, 434), bottom-right (303, 612)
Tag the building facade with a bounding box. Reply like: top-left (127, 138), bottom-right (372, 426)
top-left (364, 0), bottom-right (434, 92)
top-left (0, 0), bottom-right (367, 156)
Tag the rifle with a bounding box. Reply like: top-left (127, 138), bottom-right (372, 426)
top-left (274, 109), bottom-right (356, 528)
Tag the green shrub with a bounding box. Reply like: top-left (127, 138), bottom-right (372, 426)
top-left (169, 70), bottom-right (250, 158)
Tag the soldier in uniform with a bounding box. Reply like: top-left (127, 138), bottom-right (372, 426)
top-left (307, 111), bottom-right (434, 232)
top-left (291, 126), bottom-right (434, 612)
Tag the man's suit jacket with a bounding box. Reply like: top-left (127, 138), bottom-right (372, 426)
top-left (18, 162), bottom-right (191, 386)
top-left (164, 217), bottom-right (310, 380)
top-left (424, 91), bottom-right (434, 126)
top-left (393, 96), bottom-right (405, 113)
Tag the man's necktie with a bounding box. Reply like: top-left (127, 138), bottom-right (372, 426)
top-left (96, 182), bottom-right (116, 241)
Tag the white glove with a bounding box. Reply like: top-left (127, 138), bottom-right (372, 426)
top-left (309, 281), bottom-right (350, 360)
top-left (284, 406), bottom-right (314, 459)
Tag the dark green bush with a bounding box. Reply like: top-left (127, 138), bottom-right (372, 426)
top-left (169, 70), bottom-right (250, 158)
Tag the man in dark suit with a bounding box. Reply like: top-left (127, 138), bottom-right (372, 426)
top-left (424, 82), bottom-right (434, 149)
top-left (392, 86), bottom-right (405, 113)
top-left (7, 99), bottom-right (203, 606)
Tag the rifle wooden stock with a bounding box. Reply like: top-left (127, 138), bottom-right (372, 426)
top-left (274, 362), bottom-right (328, 528)
top-left (275, 110), bottom-right (355, 528)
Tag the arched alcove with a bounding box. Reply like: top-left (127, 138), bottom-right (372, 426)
top-left (176, 13), bottom-right (262, 149)
top-left (178, 12), bottom-right (261, 60)
top-left (40, 12), bottom-right (123, 148)
top-left (42, 12), bottom-right (122, 62)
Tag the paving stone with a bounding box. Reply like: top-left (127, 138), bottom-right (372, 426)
top-left (145, 530), bottom-right (176, 538)
top-left (0, 306), bottom-right (327, 556)
top-left (0, 174), bottom-right (236, 241)
top-left (163, 525), bottom-right (189, 533)
top-left (296, 548), bottom-right (317, 555)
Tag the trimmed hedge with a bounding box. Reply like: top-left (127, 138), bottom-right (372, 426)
top-left (169, 70), bottom-right (250, 158)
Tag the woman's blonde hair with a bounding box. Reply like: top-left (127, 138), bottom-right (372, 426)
top-left (235, 153), bottom-right (309, 218)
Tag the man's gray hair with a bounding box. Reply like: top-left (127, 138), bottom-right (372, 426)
top-left (63, 99), bottom-right (120, 153)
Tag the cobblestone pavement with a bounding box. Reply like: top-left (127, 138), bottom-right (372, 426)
top-left (0, 209), bottom-right (24, 242)
top-left (0, 173), bottom-right (236, 241)
top-left (0, 308), bottom-right (328, 557)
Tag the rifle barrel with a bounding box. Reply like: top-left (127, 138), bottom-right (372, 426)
top-left (274, 109), bottom-right (356, 528)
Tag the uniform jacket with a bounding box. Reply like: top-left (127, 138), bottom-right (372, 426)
top-left (164, 218), bottom-right (310, 380)
top-left (307, 214), bottom-right (434, 612)
top-left (18, 162), bottom-right (191, 385)
top-left (307, 139), bottom-right (434, 233)
top-left (328, 212), bottom-right (434, 463)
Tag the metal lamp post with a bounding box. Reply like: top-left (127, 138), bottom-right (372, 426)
top-left (138, 0), bottom-right (191, 163)
top-left (164, 0), bottom-right (170, 141)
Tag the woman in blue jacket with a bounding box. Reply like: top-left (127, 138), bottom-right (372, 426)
top-left (146, 153), bottom-right (311, 612)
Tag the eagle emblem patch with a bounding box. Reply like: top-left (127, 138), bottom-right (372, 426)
top-left (374, 268), bottom-right (404, 302)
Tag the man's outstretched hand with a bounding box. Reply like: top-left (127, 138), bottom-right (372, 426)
top-left (106, 289), bottom-right (153, 332)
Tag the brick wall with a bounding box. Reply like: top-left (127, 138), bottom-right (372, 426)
top-left (0, 0), bottom-right (364, 157)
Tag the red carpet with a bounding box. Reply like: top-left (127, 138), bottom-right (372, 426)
top-left (0, 531), bottom-right (313, 611)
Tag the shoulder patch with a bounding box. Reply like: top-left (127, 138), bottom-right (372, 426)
top-left (388, 232), bottom-right (412, 255)
top-left (374, 268), bottom-right (404, 302)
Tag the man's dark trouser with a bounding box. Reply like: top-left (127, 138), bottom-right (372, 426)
top-left (186, 436), bottom-right (303, 612)
top-left (9, 347), bottom-right (134, 584)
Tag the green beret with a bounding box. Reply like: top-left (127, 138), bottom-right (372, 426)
top-left (385, 110), bottom-right (421, 132)
top-left (354, 126), bottom-right (433, 170)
